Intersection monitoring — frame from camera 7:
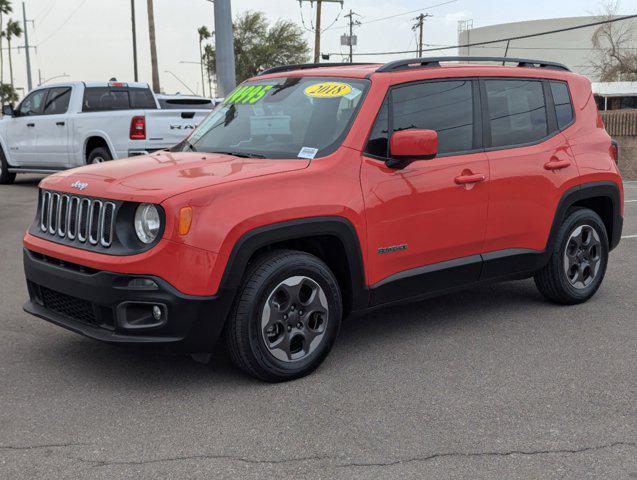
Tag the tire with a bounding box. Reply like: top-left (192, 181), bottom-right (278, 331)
top-left (87, 146), bottom-right (112, 165)
top-left (0, 148), bottom-right (16, 184)
top-left (225, 249), bottom-right (342, 382)
top-left (534, 208), bottom-right (609, 305)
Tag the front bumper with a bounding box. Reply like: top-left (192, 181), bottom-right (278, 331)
top-left (23, 249), bottom-right (233, 353)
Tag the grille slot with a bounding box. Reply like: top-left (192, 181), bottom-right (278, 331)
top-left (38, 190), bottom-right (117, 249)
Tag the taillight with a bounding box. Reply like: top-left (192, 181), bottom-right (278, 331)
top-left (610, 140), bottom-right (619, 164)
top-left (130, 116), bottom-right (146, 140)
top-left (596, 110), bottom-right (604, 128)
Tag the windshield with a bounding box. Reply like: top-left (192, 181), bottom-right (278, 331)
top-left (181, 76), bottom-right (369, 159)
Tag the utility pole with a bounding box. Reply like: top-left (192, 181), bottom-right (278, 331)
top-left (343, 9), bottom-right (360, 63)
top-left (213, 0), bottom-right (236, 96)
top-left (146, 0), bottom-right (160, 93)
top-left (22, 2), bottom-right (33, 91)
top-left (412, 13), bottom-right (432, 57)
top-left (298, 0), bottom-right (343, 63)
top-left (131, 0), bottom-right (139, 82)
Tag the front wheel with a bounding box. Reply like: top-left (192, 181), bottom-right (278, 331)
top-left (534, 208), bottom-right (609, 305)
top-left (225, 250), bottom-right (342, 382)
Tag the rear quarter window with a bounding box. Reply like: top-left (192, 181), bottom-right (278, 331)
top-left (550, 81), bottom-right (574, 129)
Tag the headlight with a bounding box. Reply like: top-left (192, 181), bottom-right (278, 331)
top-left (134, 203), bottom-right (161, 244)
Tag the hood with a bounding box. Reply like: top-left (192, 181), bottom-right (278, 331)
top-left (40, 151), bottom-right (310, 203)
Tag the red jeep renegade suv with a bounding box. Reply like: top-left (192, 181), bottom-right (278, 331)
top-left (22, 57), bottom-right (624, 382)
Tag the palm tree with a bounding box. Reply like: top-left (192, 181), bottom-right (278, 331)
top-left (5, 19), bottom-right (21, 87)
top-left (0, 0), bottom-right (13, 84)
top-left (197, 26), bottom-right (211, 97)
top-left (203, 44), bottom-right (215, 99)
top-left (146, 0), bottom-right (160, 93)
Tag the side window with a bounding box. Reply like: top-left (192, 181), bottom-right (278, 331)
top-left (18, 89), bottom-right (47, 116)
top-left (364, 99), bottom-right (389, 157)
top-left (485, 79), bottom-right (548, 148)
top-left (43, 87), bottom-right (72, 115)
top-left (391, 80), bottom-right (474, 155)
top-left (550, 81), bottom-right (574, 129)
top-left (129, 88), bottom-right (157, 109)
top-left (83, 88), bottom-right (130, 112)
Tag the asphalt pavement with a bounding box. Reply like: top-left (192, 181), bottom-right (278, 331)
top-left (0, 176), bottom-right (635, 479)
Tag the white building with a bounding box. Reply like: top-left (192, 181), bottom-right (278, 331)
top-left (458, 16), bottom-right (637, 81)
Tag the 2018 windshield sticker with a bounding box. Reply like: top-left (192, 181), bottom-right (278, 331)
top-left (298, 147), bottom-right (319, 159)
top-left (224, 85), bottom-right (273, 105)
top-left (304, 82), bottom-right (352, 98)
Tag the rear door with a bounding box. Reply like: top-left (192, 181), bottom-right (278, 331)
top-left (4, 89), bottom-right (47, 166)
top-left (37, 86), bottom-right (73, 166)
top-left (481, 77), bottom-right (577, 275)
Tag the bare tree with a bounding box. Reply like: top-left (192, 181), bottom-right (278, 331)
top-left (591, 1), bottom-right (637, 81)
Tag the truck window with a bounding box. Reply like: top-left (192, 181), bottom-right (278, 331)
top-left (83, 88), bottom-right (129, 112)
top-left (130, 88), bottom-right (157, 109)
top-left (18, 89), bottom-right (47, 116)
top-left (44, 87), bottom-right (72, 115)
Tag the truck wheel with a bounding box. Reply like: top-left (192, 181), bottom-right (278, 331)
top-left (87, 147), bottom-right (112, 165)
top-left (534, 208), bottom-right (609, 305)
top-left (225, 249), bottom-right (342, 382)
top-left (0, 149), bottom-right (16, 184)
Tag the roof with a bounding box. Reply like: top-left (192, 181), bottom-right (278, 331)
top-left (33, 81), bottom-right (151, 90)
top-left (592, 82), bottom-right (637, 97)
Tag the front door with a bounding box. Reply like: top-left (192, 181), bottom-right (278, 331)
top-left (5, 88), bottom-right (47, 166)
top-left (361, 78), bottom-right (489, 305)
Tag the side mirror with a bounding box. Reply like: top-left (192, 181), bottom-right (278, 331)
top-left (2, 105), bottom-right (15, 117)
top-left (387, 129), bottom-right (438, 169)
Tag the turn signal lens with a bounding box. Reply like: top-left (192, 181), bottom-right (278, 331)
top-left (179, 206), bottom-right (193, 235)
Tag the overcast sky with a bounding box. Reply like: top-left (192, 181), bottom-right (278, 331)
top-left (5, 0), bottom-right (633, 97)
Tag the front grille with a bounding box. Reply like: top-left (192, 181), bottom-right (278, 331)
top-left (39, 285), bottom-right (97, 324)
top-left (39, 191), bottom-right (116, 248)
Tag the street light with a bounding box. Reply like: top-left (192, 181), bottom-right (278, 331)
top-left (40, 73), bottom-right (70, 85)
top-left (164, 70), bottom-right (197, 95)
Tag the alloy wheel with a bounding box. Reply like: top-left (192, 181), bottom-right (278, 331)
top-left (261, 276), bottom-right (329, 362)
top-left (563, 224), bottom-right (602, 289)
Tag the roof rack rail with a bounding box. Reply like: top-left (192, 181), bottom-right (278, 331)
top-left (376, 56), bottom-right (570, 73)
top-left (258, 62), bottom-right (374, 76)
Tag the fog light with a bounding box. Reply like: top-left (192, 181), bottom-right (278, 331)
top-left (152, 305), bottom-right (163, 321)
top-left (127, 278), bottom-right (158, 290)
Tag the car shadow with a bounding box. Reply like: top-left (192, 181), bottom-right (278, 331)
top-left (33, 279), bottom-right (548, 387)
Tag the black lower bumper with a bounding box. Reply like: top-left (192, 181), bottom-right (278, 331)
top-left (23, 249), bottom-right (233, 353)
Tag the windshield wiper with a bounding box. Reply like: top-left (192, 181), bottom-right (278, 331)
top-left (211, 150), bottom-right (266, 159)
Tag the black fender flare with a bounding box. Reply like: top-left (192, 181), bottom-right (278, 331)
top-left (547, 181), bottom-right (623, 252)
top-left (217, 216), bottom-right (369, 312)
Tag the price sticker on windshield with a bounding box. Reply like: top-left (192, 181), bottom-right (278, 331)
top-left (304, 82), bottom-right (352, 98)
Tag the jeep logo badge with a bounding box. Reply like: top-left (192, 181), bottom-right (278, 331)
top-left (71, 181), bottom-right (88, 191)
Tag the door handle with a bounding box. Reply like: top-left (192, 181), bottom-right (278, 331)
top-left (26, 123), bottom-right (35, 127)
top-left (544, 159), bottom-right (571, 170)
top-left (56, 121), bottom-right (65, 126)
top-left (455, 173), bottom-right (486, 185)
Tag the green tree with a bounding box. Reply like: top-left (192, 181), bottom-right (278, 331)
top-left (0, 82), bottom-right (17, 107)
top-left (0, 0), bottom-right (13, 84)
top-left (203, 43), bottom-right (215, 98)
top-left (232, 11), bottom-right (310, 83)
top-left (5, 18), bottom-right (21, 87)
top-left (197, 26), bottom-right (212, 97)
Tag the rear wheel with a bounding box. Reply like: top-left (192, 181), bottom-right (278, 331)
top-left (225, 250), bottom-right (342, 382)
top-left (87, 147), bottom-right (112, 165)
top-left (534, 208), bottom-right (609, 305)
top-left (0, 149), bottom-right (16, 184)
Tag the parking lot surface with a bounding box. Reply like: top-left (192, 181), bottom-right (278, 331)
top-left (1, 176), bottom-right (635, 479)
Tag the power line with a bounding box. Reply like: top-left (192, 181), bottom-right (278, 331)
top-left (36, 0), bottom-right (89, 46)
top-left (324, 0), bottom-right (458, 31)
top-left (323, 14), bottom-right (637, 57)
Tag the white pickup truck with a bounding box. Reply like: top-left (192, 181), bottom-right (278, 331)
top-left (0, 81), bottom-right (211, 184)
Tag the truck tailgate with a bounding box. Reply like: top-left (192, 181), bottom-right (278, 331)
top-left (145, 110), bottom-right (210, 148)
